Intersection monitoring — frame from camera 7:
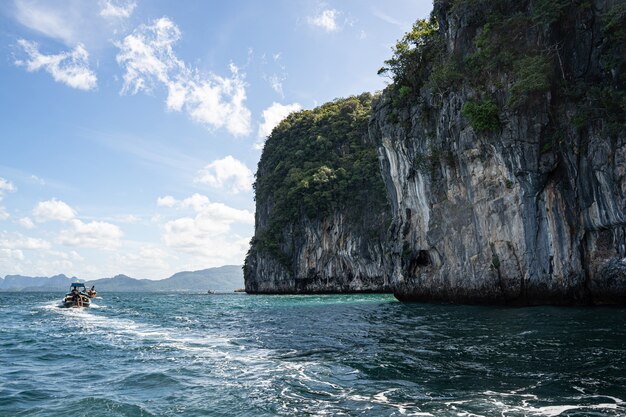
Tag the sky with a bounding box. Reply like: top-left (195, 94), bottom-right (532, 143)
top-left (0, 0), bottom-right (433, 279)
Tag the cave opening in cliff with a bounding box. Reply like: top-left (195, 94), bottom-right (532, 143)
top-left (413, 250), bottom-right (431, 267)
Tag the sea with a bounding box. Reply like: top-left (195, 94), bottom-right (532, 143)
top-left (0, 292), bottom-right (625, 417)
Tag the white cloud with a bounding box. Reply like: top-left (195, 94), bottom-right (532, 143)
top-left (0, 249), bottom-right (25, 261)
top-left (158, 193), bottom-right (253, 264)
top-left (256, 102), bottom-right (302, 149)
top-left (0, 178), bottom-right (16, 193)
top-left (0, 178), bottom-right (16, 221)
top-left (163, 221), bottom-right (250, 265)
top-left (163, 216), bottom-right (228, 248)
top-left (30, 175), bottom-right (45, 186)
top-left (29, 198), bottom-right (122, 253)
top-left (48, 249), bottom-right (84, 262)
top-left (161, 193), bottom-right (254, 222)
top-left (116, 246), bottom-right (169, 275)
top-left (162, 215), bottom-right (251, 261)
top-left (99, 0), bottom-right (136, 18)
top-left (0, 232), bottom-right (50, 250)
top-left (308, 9), bottom-right (340, 32)
top-left (116, 214), bottom-right (140, 223)
top-left (0, 208), bottom-right (10, 221)
top-left (15, 40), bottom-right (97, 91)
top-left (179, 193), bottom-right (211, 212)
top-left (116, 17), bottom-right (182, 94)
top-left (18, 217), bottom-right (36, 229)
top-left (58, 219), bottom-right (123, 249)
top-left (116, 17), bottom-right (252, 136)
top-left (194, 156), bottom-right (253, 194)
top-left (33, 199), bottom-right (76, 222)
top-left (157, 195), bottom-right (177, 207)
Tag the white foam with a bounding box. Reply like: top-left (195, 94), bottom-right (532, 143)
top-left (476, 390), bottom-right (625, 417)
top-left (372, 388), bottom-right (398, 404)
top-left (529, 403), bottom-right (619, 416)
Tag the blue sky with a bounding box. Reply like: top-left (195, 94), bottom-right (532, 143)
top-left (0, 0), bottom-right (432, 279)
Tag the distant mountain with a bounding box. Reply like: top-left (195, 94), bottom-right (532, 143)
top-left (0, 274), bottom-right (80, 291)
top-left (0, 265), bottom-right (243, 292)
top-left (85, 266), bottom-right (244, 292)
top-left (149, 266), bottom-right (244, 292)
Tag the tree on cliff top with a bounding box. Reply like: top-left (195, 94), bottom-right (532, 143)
top-left (379, 0), bottom-right (625, 135)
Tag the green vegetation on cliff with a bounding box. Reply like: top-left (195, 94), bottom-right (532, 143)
top-left (378, 0), bottom-right (625, 135)
top-left (252, 93), bottom-right (389, 263)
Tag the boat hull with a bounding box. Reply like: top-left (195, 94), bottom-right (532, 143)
top-left (62, 295), bottom-right (91, 308)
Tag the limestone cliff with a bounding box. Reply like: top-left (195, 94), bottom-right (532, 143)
top-left (244, 94), bottom-right (391, 293)
top-left (371, 0), bottom-right (626, 304)
top-left (246, 0), bottom-right (626, 304)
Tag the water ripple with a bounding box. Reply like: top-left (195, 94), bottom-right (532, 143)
top-left (0, 293), bottom-right (624, 416)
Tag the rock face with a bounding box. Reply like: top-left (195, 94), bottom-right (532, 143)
top-left (245, 211), bottom-right (390, 293)
top-left (244, 95), bottom-right (391, 293)
top-left (370, 0), bottom-right (626, 304)
top-left (246, 0), bottom-right (625, 304)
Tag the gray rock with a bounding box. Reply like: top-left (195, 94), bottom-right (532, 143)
top-left (245, 210), bottom-right (390, 294)
top-left (370, 0), bottom-right (626, 304)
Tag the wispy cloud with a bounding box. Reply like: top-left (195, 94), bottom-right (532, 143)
top-left (99, 0), bottom-right (136, 19)
top-left (84, 129), bottom-right (204, 175)
top-left (0, 177), bottom-right (16, 221)
top-left (116, 17), bottom-right (252, 136)
top-left (30, 175), bottom-right (45, 186)
top-left (0, 177), bottom-right (16, 195)
top-left (18, 217), bottom-right (36, 229)
top-left (115, 245), bottom-right (170, 276)
top-left (372, 7), bottom-right (406, 28)
top-left (0, 165), bottom-right (73, 193)
top-left (115, 214), bottom-right (141, 224)
top-left (13, 0), bottom-right (78, 45)
top-left (263, 52), bottom-right (287, 98)
top-left (0, 232), bottom-right (50, 250)
top-left (308, 9), bottom-right (340, 32)
top-left (194, 156), bottom-right (253, 194)
top-left (157, 196), bottom-right (177, 207)
top-left (15, 40), bottom-right (97, 91)
top-left (13, 0), bottom-right (136, 47)
top-left (268, 73), bottom-right (285, 97)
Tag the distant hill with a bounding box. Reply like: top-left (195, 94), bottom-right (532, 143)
top-left (85, 266), bottom-right (244, 292)
top-left (0, 265), bottom-right (243, 292)
top-left (0, 274), bottom-right (80, 291)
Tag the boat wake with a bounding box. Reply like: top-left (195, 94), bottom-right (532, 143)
top-left (20, 295), bottom-right (626, 417)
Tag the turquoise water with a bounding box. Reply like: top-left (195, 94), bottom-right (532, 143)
top-left (1, 292), bottom-right (625, 416)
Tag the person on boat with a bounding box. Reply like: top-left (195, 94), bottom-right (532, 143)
top-left (86, 285), bottom-right (96, 298)
top-left (71, 286), bottom-right (80, 302)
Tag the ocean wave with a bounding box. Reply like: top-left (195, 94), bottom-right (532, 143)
top-left (2, 293), bottom-right (625, 417)
top-left (437, 390), bottom-right (626, 417)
